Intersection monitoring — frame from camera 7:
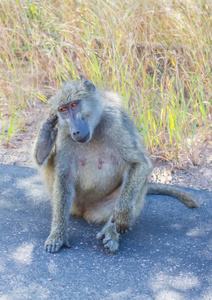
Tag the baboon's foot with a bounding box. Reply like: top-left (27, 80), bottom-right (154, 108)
top-left (36, 115), bottom-right (58, 164)
top-left (97, 218), bottom-right (119, 253)
top-left (45, 230), bottom-right (71, 253)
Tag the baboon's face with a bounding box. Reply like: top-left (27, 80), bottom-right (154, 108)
top-left (58, 100), bottom-right (90, 143)
top-left (56, 80), bottom-right (103, 143)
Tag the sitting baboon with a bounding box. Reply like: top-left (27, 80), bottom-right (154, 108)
top-left (33, 80), bottom-right (198, 253)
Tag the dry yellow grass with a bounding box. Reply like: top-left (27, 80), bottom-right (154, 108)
top-left (0, 0), bottom-right (211, 165)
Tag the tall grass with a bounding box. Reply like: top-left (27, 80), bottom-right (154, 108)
top-left (0, 0), bottom-right (211, 165)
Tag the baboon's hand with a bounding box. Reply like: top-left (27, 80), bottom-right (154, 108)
top-left (36, 115), bottom-right (58, 165)
top-left (114, 210), bottom-right (132, 234)
top-left (45, 229), bottom-right (71, 253)
top-left (97, 218), bottom-right (119, 253)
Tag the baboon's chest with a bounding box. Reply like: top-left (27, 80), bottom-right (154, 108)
top-left (74, 148), bottom-right (125, 196)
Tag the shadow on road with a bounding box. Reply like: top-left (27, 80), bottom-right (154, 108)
top-left (0, 164), bottom-right (212, 300)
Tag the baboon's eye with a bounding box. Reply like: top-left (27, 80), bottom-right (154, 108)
top-left (59, 107), bottom-right (67, 112)
top-left (71, 102), bottom-right (78, 108)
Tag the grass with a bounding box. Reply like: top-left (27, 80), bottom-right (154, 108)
top-left (0, 0), bottom-right (211, 165)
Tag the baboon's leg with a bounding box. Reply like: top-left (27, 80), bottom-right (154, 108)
top-left (45, 175), bottom-right (74, 253)
top-left (97, 163), bottom-right (151, 252)
top-left (82, 187), bottom-right (121, 223)
top-left (96, 192), bottom-right (146, 253)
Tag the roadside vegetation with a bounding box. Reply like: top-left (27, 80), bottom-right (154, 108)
top-left (0, 0), bottom-right (211, 166)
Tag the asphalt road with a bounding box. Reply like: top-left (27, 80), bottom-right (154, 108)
top-left (0, 164), bottom-right (212, 300)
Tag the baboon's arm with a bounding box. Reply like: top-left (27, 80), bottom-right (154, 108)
top-left (45, 171), bottom-right (74, 253)
top-left (33, 115), bottom-right (58, 166)
top-left (114, 162), bottom-right (151, 233)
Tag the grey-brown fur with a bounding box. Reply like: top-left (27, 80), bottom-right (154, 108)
top-left (33, 80), bottom-right (198, 253)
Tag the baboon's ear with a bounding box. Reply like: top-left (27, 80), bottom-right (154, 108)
top-left (80, 74), bottom-right (86, 80)
top-left (84, 80), bottom-right (96, 92)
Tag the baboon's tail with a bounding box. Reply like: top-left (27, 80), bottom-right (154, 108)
top-left (147, 183), bottom-right (199, 208)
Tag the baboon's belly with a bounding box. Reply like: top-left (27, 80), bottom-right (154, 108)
top-left (75, 155), bottom-right (125, 201)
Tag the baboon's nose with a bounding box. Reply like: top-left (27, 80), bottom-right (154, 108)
top-left (73, 131), bottom-right (81, 136)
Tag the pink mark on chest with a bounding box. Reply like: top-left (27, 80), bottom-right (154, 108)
top-left (80, 156), bottom-right (115, 169)
top-left (81, 159), bottom-right (86, 166)
top-left (98, 159), bottom-right (103, 169)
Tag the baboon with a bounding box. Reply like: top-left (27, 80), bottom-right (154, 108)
top-left (33, 80), bottom-right (198, 253)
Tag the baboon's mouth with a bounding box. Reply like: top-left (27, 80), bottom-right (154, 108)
top-left (76, 132), bottom-right (90, 143)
